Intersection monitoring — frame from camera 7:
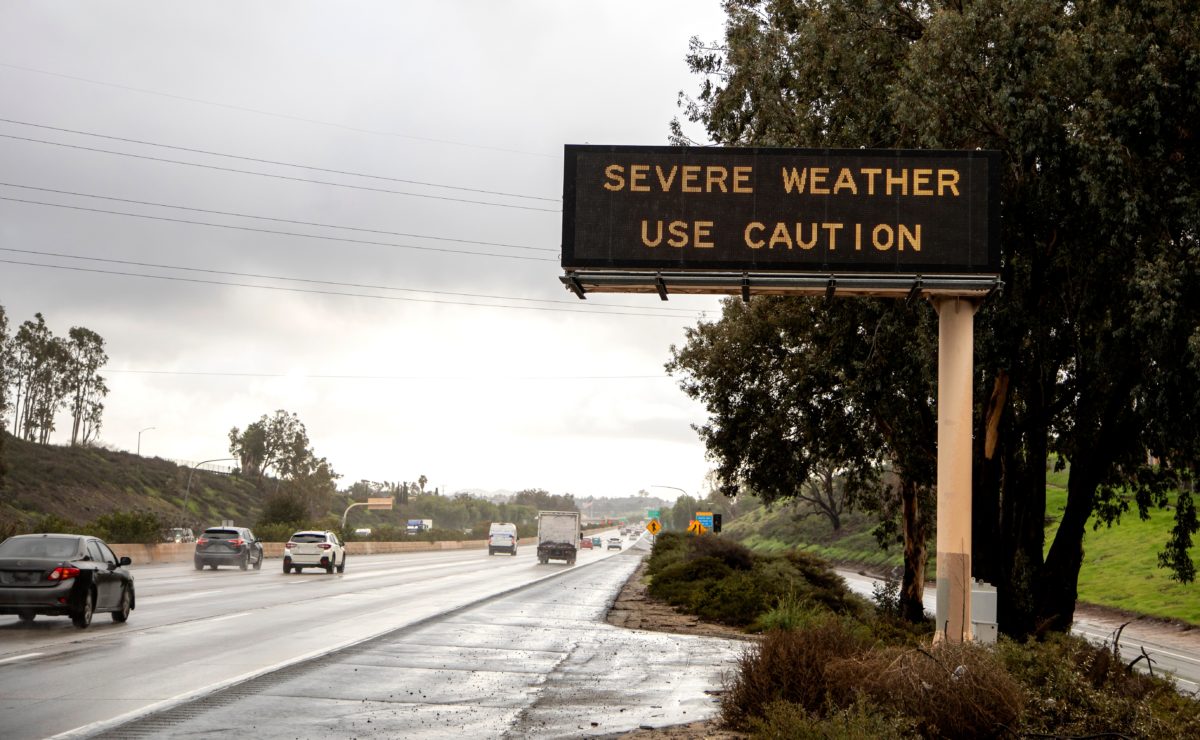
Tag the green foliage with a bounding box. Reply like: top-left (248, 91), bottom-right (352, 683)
top-left (28, 512), bottom-right (79, 534)
top-left (995, 633), bottom-right (1200, 737)
top-left (257, 491), bottom-right (308, 527)
top-left (676, 0), bottom-right (1200, 638)
top-left (89, 510), bottom-right (163, 544)
top-left (647, 533), bottom-right (867, 629)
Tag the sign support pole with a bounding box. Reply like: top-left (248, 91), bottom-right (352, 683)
top-left (932, 296), bottom-right (979, 643)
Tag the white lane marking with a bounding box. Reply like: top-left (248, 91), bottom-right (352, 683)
top-left (0, 652), bottom-right (45, 665)
top-left (140, 589), bottom-right (221, 603)
top-left (204, 611), bottom-right (250, 623)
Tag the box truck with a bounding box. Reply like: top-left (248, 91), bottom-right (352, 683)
top-left (536, 511), bottom-right (580, 564)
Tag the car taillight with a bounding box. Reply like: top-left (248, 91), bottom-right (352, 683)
top-left (285, 542), bottom-right (296, 549)
top-left (319, 543), bottom-right (332, 550)
top-left (47, 566), bottom-right (80, 581)
top-left (228, 538), bottom-right (245, 547)
top-left (196, 537), bottom-right (209, 546)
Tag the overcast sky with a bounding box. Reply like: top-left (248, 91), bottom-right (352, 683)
top-left (0, 1), bottom-right (730, 501)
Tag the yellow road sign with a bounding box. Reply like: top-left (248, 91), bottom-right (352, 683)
top-left (646, 519), bottom-right (662, 535)
top-left (686, 520), bottom-right (707, 535)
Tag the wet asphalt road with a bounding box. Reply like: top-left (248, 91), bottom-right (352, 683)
top-left (0, 535), bottom-right (743, 739)
top-left (87, 542), bottom-right (742, 739)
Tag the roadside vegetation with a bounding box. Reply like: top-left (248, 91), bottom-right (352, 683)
top-left (719, 461), bottom-right (1200, 626)
top-left (647, 532), bottom-right (1200, 737)
top-left (0, 431), bottom-right (577, 543)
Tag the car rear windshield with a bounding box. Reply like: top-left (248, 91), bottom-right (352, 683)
top-left (290, 533), bottom-right (327, 543)
top-left (0, 536), bottom-right (82, 559)
top-left (203, 529), bottom-right (241, 539)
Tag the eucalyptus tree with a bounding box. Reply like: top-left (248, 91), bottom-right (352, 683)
top-left (674, 0), bottom-right (1200, 636)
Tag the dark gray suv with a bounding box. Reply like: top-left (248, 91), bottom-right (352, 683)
top-left (194, 527), bottom-right (264, 571)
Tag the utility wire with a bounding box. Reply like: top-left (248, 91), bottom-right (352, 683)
top-left (0, 61), bottom-right (558, 159)
top-left (106, 369), bottom-right (670, 381)
top-left (0, 182), bottom-right (556, 253)
top-left (0, 246), bottom-right (700, 315)
top-left (0, 133), bottom-right (561, 212)
top-left (0, 259), bottom-right (699, 319)
top-left (0, 196), bottom-right (558, 262)
top-left (0, 118), bottom-right (559, 202)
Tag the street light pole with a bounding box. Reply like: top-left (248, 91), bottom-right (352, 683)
top-left (137, 426), bottom-right (156, 456)
top-left (651, 484), bottom-right (689, 497)
top-left (184, 457), bottom-right (237, 522)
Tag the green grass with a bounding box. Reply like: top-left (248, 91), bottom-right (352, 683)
top-left (1045, 480), bottom-right (1200, 624)
top-left (729, 462), bottom-right (1200, 625)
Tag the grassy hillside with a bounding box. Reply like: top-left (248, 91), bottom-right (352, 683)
top-left (726, 466), bottom-right (1200, 625)
top-left (0, 432), bottom-right (263, 536)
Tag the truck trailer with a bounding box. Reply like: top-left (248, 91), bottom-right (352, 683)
top-left (406, 519), bottom-right (433, 535)
top-left (536, 510), bottom-right (581, 564)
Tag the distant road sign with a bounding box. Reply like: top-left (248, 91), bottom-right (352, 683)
top-left (367, 497), bottom-right (393, 510)
top-left (647, 508), bottom-right (661, 520)
top-left (696, 511), bottom-right (714, 530)
top-left (686, 520), bottom-right (707, 535)
top-left (646, 519), bottom-right (662, 535)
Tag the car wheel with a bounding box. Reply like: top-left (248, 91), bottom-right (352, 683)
top-left (112, 585), bottom-right (132, 623)
top-left (293, 566), bottom-right (302, 573)
top-left (253, 552), bottom-right (263, 570)
top-left (239, 553), bottom-right (249, 571)
top-left (337, 555), bottom-right (346, 574)
top-left (194, 558), bottom-right (204, 571)
top-left (511, 549), bottom-right (516, 556)
top-left (488, 548), bottom-right (493, 555)
top-left (283, 560), bottom-right (291, 574)
top-left (209, 563), bottom-right (219, 570)
top-left (17, 612), bottom-right (35, 623)
top-left (72, 589), bottom-right (94, 629)
top-left (325, 557), bottom-right (335, 574)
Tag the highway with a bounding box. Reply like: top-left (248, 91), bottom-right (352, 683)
top-left (0, 532), bottom-right (744, 739)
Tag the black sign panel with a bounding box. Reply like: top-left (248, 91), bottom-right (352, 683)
top-left (562, 145), bottom-right (999, 275)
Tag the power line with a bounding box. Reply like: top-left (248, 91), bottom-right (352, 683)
top-left (0, 259), bottom-right (701, 319)
top-left (0, 196), bottom-right (558, 262)
top-left (0, 182), bottom-right (556, 253)
top-left (0, 133), bottom-right (561, 213)
top-left (0, 61), bottom-right (558, 159)
top-left (0, 246), bottom-right (700, 314)
top-left (0, 118), bottom-right (559, 202)
top-left (106, 369), bottom-right (671, 381)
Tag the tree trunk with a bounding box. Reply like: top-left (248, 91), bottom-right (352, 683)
top-left (899, 478), bottom-right (928, 623)
top-left (1039, 457), bottom-right (1100, 633)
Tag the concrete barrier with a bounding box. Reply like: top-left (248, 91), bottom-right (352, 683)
top-left (109, 538), bottom-right (496, 566)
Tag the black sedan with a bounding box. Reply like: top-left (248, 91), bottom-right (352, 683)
top-left (0, 533), bottom-right (134, 628)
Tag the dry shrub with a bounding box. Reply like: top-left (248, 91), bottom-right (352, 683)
top-left (721, 616), bottom-right (872, 730)
top-left (747, 699), bottom-right (920, 740)
top-left (825, 642), bottom-right (1023, 739)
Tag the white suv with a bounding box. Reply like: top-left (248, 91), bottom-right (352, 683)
top-left (283, 530), bottom-right (346, 574)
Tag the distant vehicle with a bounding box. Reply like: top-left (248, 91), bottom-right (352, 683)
top-left (406, 519), bottom-right (433, 535)
top-left (194, 527), bottom-right (264, 571)
top-left (164, 528), bottom-right (195, 543)
top-left (607, 537), bottom-right (623, 551)
top-left (0, 533), bottom-right (134, 628)
top-left (487, 522), bottom-right (519, 556)
top-left (591, 536), bottom-right (602, 547)
top-left (284, 530), bottom-right (346, 574)
top-left (353, 528), bottom-right (372, 537)
top-left (536, 511), bottom-right (581, 565)
top-left (580, 538), bottom-right (593, 549)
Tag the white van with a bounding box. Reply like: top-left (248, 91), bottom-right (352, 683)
top-left (487, 522), bottom-right (519, 556)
